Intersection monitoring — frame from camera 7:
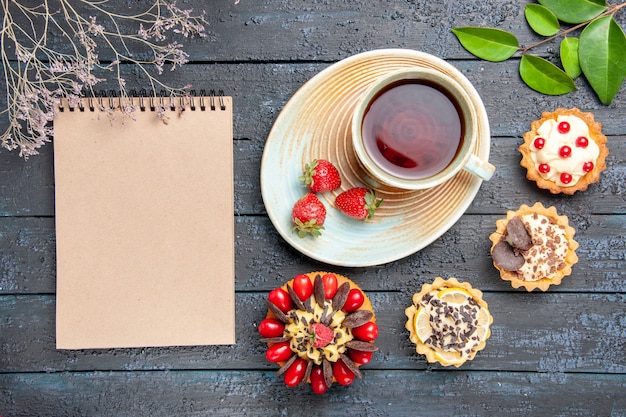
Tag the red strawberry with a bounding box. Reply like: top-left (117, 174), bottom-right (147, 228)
top-left (292, 192), bottom-right (327, 238)
top-left (335, 187), bottom-right (382, 220)
top-left (309, 323), bottom-right (334, 348)
top-left (299, 159), bottom-right (341, 193)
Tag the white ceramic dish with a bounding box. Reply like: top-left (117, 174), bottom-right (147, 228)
top-left (260, 49), bottom-right (491, 267)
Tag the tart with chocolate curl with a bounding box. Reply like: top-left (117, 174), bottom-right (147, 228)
top-left (259, 272), bottom-right (378, 393)
top-left (405, 277), bottom-right (493, 367)
top-left (489, 202), bottom-right (579, 292)
top-left (520, 107), bottom-right (608, 195)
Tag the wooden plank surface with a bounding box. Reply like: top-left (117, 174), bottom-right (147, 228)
top-left (1, 213), bottom-right (625, 295)
top-left (2, 371), bottom-right (625, 417)
top-left (1, 0), bottom-right (625, 415)
top-left (10, 0), bottom-right (626, 62)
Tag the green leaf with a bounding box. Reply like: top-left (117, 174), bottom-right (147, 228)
top-left (519, 54), bottom-right (577, 95)
top-left (579, 16), bottom-right (626, 105)
top-left (525, 4), bottom-right (560, 36)
top-left (537, 0), bottom-right (606, 24)
top-left (560, 37), bottom-right (581, 79)
top-left (451, 27), bottom-right (519, 62)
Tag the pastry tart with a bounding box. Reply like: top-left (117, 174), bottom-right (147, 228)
top-left (260, 272), bottom-right (378, 393)
top-left (405, 277), bottom-right (493, 367)
top-left (519, 107), bottom-right (608, 194)
top-left (489, 202), bottom-right (579, 291)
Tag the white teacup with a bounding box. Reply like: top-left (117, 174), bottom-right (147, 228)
top-left (352, 64), bottom-right (495, 190)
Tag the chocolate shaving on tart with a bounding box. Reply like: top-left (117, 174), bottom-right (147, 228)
top-left (339, 354), bottom-right (362, 378)
top-left (343, 310), bottom-right (374, 328)
top-left (260, 337), bottom-right (290, 343)
top-left (319, 307), bottom-right (332, 326)
top-left (275, 354), bottom-right (297, 377)
top-left (314, 274), bottom-right (325, 306)
top-left (322, 358), bottom-right (333, 388)
top-left (301, 360), bottom-right (313, 386)
top-left (267, 300), bottom-right (289, 323)
top-left (287, 283), bottom-right (306, 311)
top-left (303, 297), bottom-right (314, 313)
top-left (332, 282), bottom-right (350, 311)
top-left (345, 340), bottom-right (379, 352)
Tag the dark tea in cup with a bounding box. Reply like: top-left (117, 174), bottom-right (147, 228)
top-left (361, 80), bottom-right (464, 180)
top-left (352, 66), bottom-right (494, 190)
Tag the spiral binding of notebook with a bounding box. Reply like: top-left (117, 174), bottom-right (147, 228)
top-left (57, 89), bottom-right (227, 112)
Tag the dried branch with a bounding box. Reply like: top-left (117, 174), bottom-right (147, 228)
top-left (0, 0), bottom-right (207, 158)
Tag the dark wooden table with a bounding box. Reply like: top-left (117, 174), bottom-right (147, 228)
top-left (1, 1), bottom-right (625, 416)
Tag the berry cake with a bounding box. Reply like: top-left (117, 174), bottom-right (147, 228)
top-left (259, 272), bottom-right (378, 393)
top-left (519, 108), bottom-right (608, 194)
top-left (489, 202), bottom-right (579, 292)
top-left (405, 277), bottom-right (493, 367)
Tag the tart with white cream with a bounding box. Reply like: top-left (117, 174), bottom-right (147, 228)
top-left (489, 202), bottom-right (579, 291)
top-left (405, 277), bottom-right (493, 367)
top-left (520, 108), bottom-right (608, 194)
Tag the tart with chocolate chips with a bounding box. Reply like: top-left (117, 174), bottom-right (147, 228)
top-left (520, 107), bottom-right (608, 195)
top-left (405, 277), bottom-right (493, 368)
top-left (489, 202), bottom-right (579, 292)
top-left (260, 272), bottom-right (378, 393)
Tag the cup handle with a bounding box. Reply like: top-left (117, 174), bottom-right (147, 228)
top-left (463, 154), bottom-right (495, 181)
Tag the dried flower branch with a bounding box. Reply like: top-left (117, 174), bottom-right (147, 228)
top-left (0, 0), bottom-right (207, 158)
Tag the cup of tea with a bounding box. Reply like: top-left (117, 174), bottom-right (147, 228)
top-left (352, 65), bottom-right (495, 190)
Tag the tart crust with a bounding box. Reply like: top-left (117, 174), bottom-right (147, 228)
top-left (264, 271), bottom-right (376, 387)
top-left (520, 107), bottom-right (608, 194)
top-left (404, 277), bottom-right (493, 368)
top-left (489, 202), bottom-right (579, 292)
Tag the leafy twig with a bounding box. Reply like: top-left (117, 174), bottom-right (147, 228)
top-left (452, 0), bottom-right (626, 105)
top-left (520, 2), bottom-right (626, 53)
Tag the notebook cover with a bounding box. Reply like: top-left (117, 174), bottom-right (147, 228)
top-left (54, 96), bottom-right (235, 349)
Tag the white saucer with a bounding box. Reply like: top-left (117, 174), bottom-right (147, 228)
top-left (260, 49), bottom-right (491, 267)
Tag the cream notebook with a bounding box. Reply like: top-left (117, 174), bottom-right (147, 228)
top-left (54, 93), bottom-right (235, 349)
